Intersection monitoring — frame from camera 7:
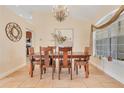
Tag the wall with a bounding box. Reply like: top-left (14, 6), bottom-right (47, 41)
top-left (32, 11), bottom-right (91, 52)
top-left (91, 9), bottom-right (124, 84)
top-left (0, 6), bottom-right (32, 79)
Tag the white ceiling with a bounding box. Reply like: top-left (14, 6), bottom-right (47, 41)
top-left (6, 5), bottom-right (120, 23)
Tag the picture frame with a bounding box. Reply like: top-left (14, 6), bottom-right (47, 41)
top-left (53, 28), bottom-right (74, 47)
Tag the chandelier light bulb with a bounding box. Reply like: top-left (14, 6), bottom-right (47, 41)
top-left (52, 5), bottom-right (69, 22)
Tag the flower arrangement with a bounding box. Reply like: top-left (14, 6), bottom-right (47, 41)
top-left (51, 31), bottom-right (67, 44)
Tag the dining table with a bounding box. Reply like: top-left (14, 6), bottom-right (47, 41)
top-left (28, 52), bottom-right (91, 77)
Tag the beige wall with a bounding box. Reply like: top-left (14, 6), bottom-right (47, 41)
top-left (0, 6), bottom-right (31, 78)
top-left (32, 12), bottom-right (91, 52)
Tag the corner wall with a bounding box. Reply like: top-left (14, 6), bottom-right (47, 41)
top-left (0, 6), bottom-right (31, 79)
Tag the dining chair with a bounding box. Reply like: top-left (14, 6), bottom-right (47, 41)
top-left (74, 47), bottom-right (90, 78)
top-left (48, 46), bottom-right (56, 65)
top-left (28, 47), bottom-right (40, 77)
top-left (58, 47), bottom-right (73, 80)
top-left (40, 46), bottom-right (56, 79)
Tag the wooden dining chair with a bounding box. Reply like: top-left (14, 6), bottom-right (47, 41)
top-left (28, 47), bottom-right (34, 55)
top-left (74, 47), bottom-right (90, 78)
top-left (48, 46), bottom-right (56, 65)
top-left (58, 47), bottom-right (73, 80)
top-left (28, 47), bottom-right (41, 77)
top-left (40, 47), bottom-right (56, 79)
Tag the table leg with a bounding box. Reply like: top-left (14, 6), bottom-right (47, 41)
top-left (76, 65), bottom-right (78, 75)
top-left (29, 62), bottom-right (33, 77)
top-left (85, 63), bottom-right (89, 78)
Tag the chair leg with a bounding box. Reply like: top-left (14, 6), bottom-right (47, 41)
top-left (60, 67), bottom-right (61, 73)
top-left (74, 62), bottom-right (76, 71)
top-left (68, 67), bottom-right (70, 74)
top-left (43, 67), bottom-right (46, 74)
top-left (58, 67), bottom-right (61, 80)
top-left (84, 63), bottom-right (89, 78)
top-left (86, 63), bottom-right (89, 77)
top-left (52, 66), bottom-right (54, 80)
top-left (40, 65), bottom-right (43, 79)
top-left (29, 62), bottom-right (33, 77)
top-left (76, 65), bottom-right (78, 75)
top-left (84, 65), bottom-right (86, 72)
top-left (87, 63), bottom-right (89, 75)
top-left (32, 64), bottom-right (35, 71)
top-left (79, 65), bottom-right (81, 69)
top-left (54, 65), bottom-right (56, 73)
top-left (70, 67), bottom-right (72, 80)
top-left (29, 64), bottom-right (31, 74)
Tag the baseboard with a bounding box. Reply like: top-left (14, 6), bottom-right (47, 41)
top-left (90, 62), bottom-right (103, 71)
top-left (104, 70), bottom-right (124, 84)
top-left (0, 63), bottom-right (26, 79)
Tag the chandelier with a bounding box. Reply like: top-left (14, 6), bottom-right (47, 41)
top-left (52, 5), bottom-right (69, 22)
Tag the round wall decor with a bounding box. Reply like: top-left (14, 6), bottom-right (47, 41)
top-left (5, 22), bottom-right (22, 42)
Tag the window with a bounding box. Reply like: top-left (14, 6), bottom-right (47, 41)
top-left (94, 19), bottom-right (124, 61)
top-left (117, 20), bottom-right (124, 60)
top-left (95, 29), bottom-right (110, 58)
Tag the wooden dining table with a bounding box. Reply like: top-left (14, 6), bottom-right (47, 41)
top-left (28, 52), bottom-right (91, 77)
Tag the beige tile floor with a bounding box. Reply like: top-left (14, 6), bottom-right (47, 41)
top-left (0, 64), bottom-right (124, 88)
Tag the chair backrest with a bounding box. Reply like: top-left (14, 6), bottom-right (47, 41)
top-left (84, 47), bottom-right (90, 61)
top-left (58, 47), bottom-right (72, 67)
top-left (48, 46), bottom-right (56, 50)
top-left (48, 46), bottom-right (56, 60)
top-left (28, 47), bottom-right (34, 55)
top-left (28, 47), bottom-right (35, 61)
top-left (84, 47), bottom-right (90, 55)
top-left (48, 46), bottom-right (56, 53)
top-left (40, 47), bottom-right (54, 67)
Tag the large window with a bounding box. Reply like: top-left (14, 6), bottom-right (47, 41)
top-left (95, 29), bottom-right (110, 58)
top-left (94, 18), bottom-right (124, 61)
top-left (117, 19), bottom-right (124, 60)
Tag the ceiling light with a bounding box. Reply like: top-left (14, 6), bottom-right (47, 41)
top-left (52, 5), bottom-right (69, 22)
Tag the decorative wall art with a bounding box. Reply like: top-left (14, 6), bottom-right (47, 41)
top-left (51, 29), bottom-right (73, 47)
top-left (5, 22), bottom-right (22, 42)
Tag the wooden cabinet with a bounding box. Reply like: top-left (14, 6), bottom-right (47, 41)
top-left (26, 31), bottom-right (32, 38)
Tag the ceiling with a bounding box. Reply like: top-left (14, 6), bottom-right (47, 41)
top-left (7, 5), bottom-right (120, 24)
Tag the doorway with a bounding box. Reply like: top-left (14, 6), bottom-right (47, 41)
top-left (26, 31), bottom-right (32, 56)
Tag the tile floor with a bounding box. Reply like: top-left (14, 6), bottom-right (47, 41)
top-left (0, 63), bottom-right (124, 88)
